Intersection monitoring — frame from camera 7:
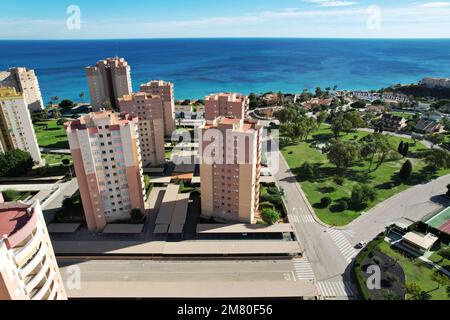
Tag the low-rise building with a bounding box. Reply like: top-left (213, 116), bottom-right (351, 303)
top-left (420, 77), bottom-right (450, 89)
top-left (378, 114), bottom-right (407, 132)
top-left (401, 231), bottom-right (438, 255)
top-left (365, 104), bottom-right (385, 115)
top-left (414, 118), bottom-right (444, 134)
top-left (0, 200), bottom-right (67, 300)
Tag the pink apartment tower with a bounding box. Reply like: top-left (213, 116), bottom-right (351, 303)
top-left (118, 92), bottom-right (165, 167)
top-left (204, 93), bottom-right (249, 122)
top-left (140, 80), bottom-right (175, 136)
top-left (65, 111), bottom-right (145, 231)
top-left (86, 57), bottom-right (132, 111)
top-left (199, 116), bottom-right (262, 223)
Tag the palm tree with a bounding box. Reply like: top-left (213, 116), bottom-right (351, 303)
top-left (51, 96), bottom-right (59, 106)
top-left (79, 91), bottom-right (85, 103)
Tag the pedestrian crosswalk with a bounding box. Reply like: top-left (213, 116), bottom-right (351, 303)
top-left (288, 214), bottom-right (315, 224)
top-left (293, 259), bottom-right (315, 281)
top-left (327, 228), bottom-right (357, 263)
top-left (318, 281), bottom-right (353, 298)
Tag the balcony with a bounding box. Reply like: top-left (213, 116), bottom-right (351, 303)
top-left (47, 282), bottom-right (59, 300)
top-left (19, 242), bottom-right (47, 280)
top-left (25, 256), bottom-right (50, 294)
top-left (13, 226), bottom-right (43, 267)
top-left (31, 270), bottom-right (55, 301)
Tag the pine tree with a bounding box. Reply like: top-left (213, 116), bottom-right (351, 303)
top-left (398, 141), bottom-right (404, 155)
top-left (399, 160), bottom-right (413, 181)
top-left (402, 142), bottom-right (409, 157)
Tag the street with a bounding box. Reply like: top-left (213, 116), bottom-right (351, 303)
top-left (57, 258), bottom-right (319, 299)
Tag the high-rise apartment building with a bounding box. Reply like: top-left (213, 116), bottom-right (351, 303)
top-left (86, 57), bottom-right (132, 111)
top-left (204, 93), bottom-right (249, 122)
top-left (0, 199), bottom-right (67, 300)
top-left (0, 87), bottom-right (42, 164)
top-left (65, 112), bottom-right (145, 231)
top-left (199, 117), bottom-right (262, 223)
top-left (118, 92), bottom-right (165, 167)
top-left (0, 67), bottom-right (44, 112)
top-left (140, 80), bottom-right (175, 136)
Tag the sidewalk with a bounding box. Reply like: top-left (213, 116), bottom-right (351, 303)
top-left (52, 239), bottom-right (301, 256)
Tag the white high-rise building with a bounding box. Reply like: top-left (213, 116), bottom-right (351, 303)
top-left (0, 67), bottom-right (44, 112)
top-left (0, 87), bottom-right (42, 164)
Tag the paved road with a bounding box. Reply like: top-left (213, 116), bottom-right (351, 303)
top-left (57, 258), bottom-right (320, 299)
top-left (268, 135), bottom-right (450, 299)
top-left (344, 174), bottom-right (450, 246)
top-left (268, 144), bottom-right (358, 290)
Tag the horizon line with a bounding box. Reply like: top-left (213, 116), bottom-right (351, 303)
top-left (2, 36), bottom-right (450, 41)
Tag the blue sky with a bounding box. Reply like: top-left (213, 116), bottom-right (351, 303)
top-left (1, 0), bottom-right (450, 39)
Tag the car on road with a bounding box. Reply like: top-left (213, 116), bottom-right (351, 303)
top-left (279, 188), bottom-right (285, 196)
top-left (355, 241), bottom-right (367, 249)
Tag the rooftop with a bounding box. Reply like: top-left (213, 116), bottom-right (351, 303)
top-left (118, 92), bottom-right (161, 102)
top-left (205, 92), bottom-right (247, 103)
top-left (203, 116), bottom-right (261, 131)
top-left (65, 111), bottom-right (137, 131)
top-left (0, 202), bottom-right (32, 239)
top-left (0, 87), bottom-right (23, 100)
top-left (402, 231), bottom-right (438, 251)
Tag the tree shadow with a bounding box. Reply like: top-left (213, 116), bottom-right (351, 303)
top-left (317, 186), bottom-right (336, 193)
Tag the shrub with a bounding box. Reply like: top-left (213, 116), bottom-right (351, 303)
top-left (320, 197), bottom-right (332, 208)
top-left (130, 208), bottom-right (145, 224)
top-left (299, 161), bottom-right (314, 179)
top-left (57, 118), bottom-right (68, 126)
top-left (260, 201), bottom-right (275, 210)
top-left (0, 149), bottom-right (34, 177)
top-left (2, 189), bottom-right (20, 201)
top-left (261, 193), bottom-right (282, 207)
top-left (261, 208), bottom-right (281, 225)
top-left (338, 199), bottom-right (349, 211)
top-left (267, 186), bottom-right (279, 195)
top-left (333, 175), bottom-right (345, 186)
top-left (351, 184), bottom-right (377, 206)
top-left (373, 256), bottom-right (381, 265)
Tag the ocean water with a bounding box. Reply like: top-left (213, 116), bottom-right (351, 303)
top-left (1, 38), bottom-right (450, 103)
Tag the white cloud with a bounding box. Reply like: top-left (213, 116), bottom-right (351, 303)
top-left (418, 2), bottom-right (450, 7)
top-left (303, 0), bottom-right (357, 7)
top-left (2, 4), bottom-right (450, 39)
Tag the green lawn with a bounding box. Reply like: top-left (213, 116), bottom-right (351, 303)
top-left (390, 111), bottom-right (416, 120)
top-left (42, 153), bottom-right (72, 166)
top-left (378, 242), bottom-right (449, 300)
top-left (281, 125), bottom-right (450, 226)
top-left (429, 244), bottom-right (450, 273)
top-left (34, 120), bottom-right (69, 149)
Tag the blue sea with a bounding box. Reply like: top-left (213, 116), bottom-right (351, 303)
top-left (1, 38), bottom-right (450, 103)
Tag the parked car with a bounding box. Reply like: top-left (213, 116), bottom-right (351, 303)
top-left (355, 241), bottom-right (367, 249)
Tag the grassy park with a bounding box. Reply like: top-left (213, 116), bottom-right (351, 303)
top-left (378, 242), bottom-right (449, 300)
top-left (34, 120), bottom-right (69, 149)
top-left (42, 153), bottom-right (72, 166)
top-left (281, 125), bottom-right (450, 226)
